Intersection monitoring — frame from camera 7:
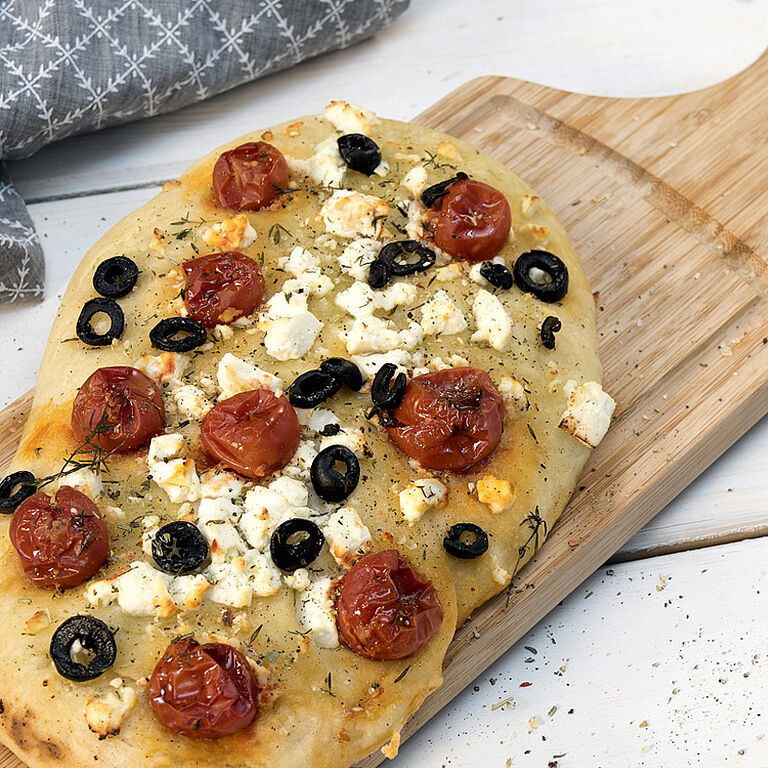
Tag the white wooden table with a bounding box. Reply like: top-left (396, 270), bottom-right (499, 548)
top-left (2, 1), bottom-right (767, 765)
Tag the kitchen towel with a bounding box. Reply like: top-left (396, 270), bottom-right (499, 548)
top-left (0, 0), bottom-right (410, 303)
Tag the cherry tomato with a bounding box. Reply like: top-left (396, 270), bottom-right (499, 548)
top-left (201, 390), bottom-right (300, 479)
top-left (426, 179), bottom-right (511, 262)
top-left (183, 252), bottom-right (265, 328)
top-left (388, 367), bottom-right (505, 472)
top-left (213, 141), bottom-right (289, 211)
top-left (9, 486), bottom-right (109, 588)
top-left (71, 366), bottom-right (165, 454)
top-left (336, 549), bottom-right (444, 660)
top-left (149, 637), bottom-right (259, 739)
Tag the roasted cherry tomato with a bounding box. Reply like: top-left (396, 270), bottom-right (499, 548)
top-left (183, 251), bottom-right (265, 327)
top-left (9, 486), bottom-right (109, 588)
top-left (71, 366), bottom-right (165, 453)
top-left (213, 141), bottom-right (289, 211)
top-left (387, 367), bottom-right (505, 472)
top-left (425, 179), bottom-right (511, 262)
top-left (201, 390), bottom-right (300, 479)
top-left (336, 549), bottom-right (444, 660)
top-left (149, 637), bottom-right (259, 739)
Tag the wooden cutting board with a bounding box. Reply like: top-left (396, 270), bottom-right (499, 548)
top-left (2, 51), bottom-right (768, 768)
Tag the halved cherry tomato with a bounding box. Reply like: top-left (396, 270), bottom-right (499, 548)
top-left (387, 367), bottom-right (505, 472)
top-left (71, 366), bottom-right (165, 454)
top-left (149, 637), bottom-right (259, 739)
top-left (201, 390), bottom-right (300, 479)
top-left (9, 486), bottom-right (109, 588)
top-left (183, 251), bottom-right (265, 327)
top-left (213, 141), bottom-right (289, 211)
top-left (336, 549), bottom-right (444, 660)
top-left (425, 179), bottom-right (511, 262)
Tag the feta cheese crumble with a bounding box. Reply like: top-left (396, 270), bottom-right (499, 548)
top-left (399, 478), bottom-right (447, 524)
top-left (558, 380), bottom-right (615, 447)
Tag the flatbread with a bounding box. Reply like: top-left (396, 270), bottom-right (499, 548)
top-left (0, 103), bottom-right (609, 768)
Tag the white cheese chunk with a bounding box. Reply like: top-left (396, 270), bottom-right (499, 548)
top-left (113, 562), bottom-right (175, 618)
top-left (298, 407), bottom-right (340, 434)
top-left (259, 294), bottom-right (323, 361)
top-left (197, 496), bottom-right (241, 525)
top-left (202, 521), bottom-right (247, 563)
top-left (400, 166), bottom-right (429, 197)
top-left (376, 281), bottom-right (419, 312)
top-left (134, 351), bottom-right (190, 388)
top-left (279, 245), bottom-right (333, 298)
top-left (57, 468), bottom-right (101, 499)
top-left (170, 383), bottom-right (213, 420)
top-left (324, 100), bottom-right (379, 136)
top-left (323, 506), bottom-right (371, 568)
top-left (240, 485), bottom-right (311, 551)
top-left (201, 213), bottom-right (256, 250)
top-left (167, 574), bottom-right (210, 611)
top-left (148, 456), bottom-right (200, 504)
top-left (498, 376), bottom-right (529, 412)
top-left (84, 684), bottom-right (137, 738)
top-left (352, 350), bottom-right (412, 381)
top-left (242, 550), bottom-right (283, 597)
top-left (318, 427), bottom-right (370, 459)
top-left (147, 433), bottom-right (185, 463)
top-left (337, 238), bottom-right (381, 280)
top-left (217, 352), bottom-right (283, 399)
top-left (398, 478), bottom-right (447, 524)
top-left (320, 190), bottom-right (389, 239)
top-left (281, 439), bottom-right (319, 481)
top-left (344, 315), bottom-right (403, 355)
top-left (284, 568), bottom-right (310, 592)
top-left (471, 289), bottom-right (513, 351)
top-left (398, 321), bottom-right (424, 349)
top-left (206, 560), bottom-right (252, 608)
top-left (420, 289), bottom-right (467, 336)
top-left (336, 281), bottom-right (377, 317)
top-left (286, 136), bottom-right (346, 188)
top-left (268, 476), bottom-right (309, 507)
top-left (199, 469), bottom-right (245, 499)
top-left (476, 474), bottom-right (515, 514)
top-left (558, 380), bottom-right (615, 448)
top-left (295, 576), bottom-right (339, 648)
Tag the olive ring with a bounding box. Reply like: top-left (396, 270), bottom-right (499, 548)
top-left (93, 256), bottom-right (139, 298)
top-left (479, 261), bottom-right (514, 290)
top-left (443, 523), bottom-right (489, 560)
top-left (270, 518), bottom-right (325, 572)
top-left (0, 471), bottom-right (37, 513)
top-left (513, 250), bottom-right (569, 303)
top-left (320, 358), bottom-right (363, 392)
top-left (371, 363), bottom-right (407, 411)
top-left (540, 315), bottom-right (562, 350)
top-left (337, 134), bottom-right (382, 176)
top-left (287, 370), bottom-right (343, 409)
top-left (367, 258), bottom-right (391, 289)
top-left (149, 317), bottom-right (207, 352)
top-left (151, 521), bottom-right (209, 575)
top-left (50, 615), bottom-right (117, 681)
top-left (377, 240), bottom-right (436, 277)
top-left (76, 297), bottom-right (125, 346)
top-left (310, 445), bottom-right (360, 503)
top-left (420, 172), bottom-right (468, 209)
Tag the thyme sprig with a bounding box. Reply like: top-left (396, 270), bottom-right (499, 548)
top-left (505, 506), bottom-right (548, 606)
top-left (36, 409), bottom-right (123, 490)
top-left (169, 212), bottom-right (206, 240)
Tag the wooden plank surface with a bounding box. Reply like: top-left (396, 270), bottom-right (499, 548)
top-left (3, 51), bottom-right (768, 768)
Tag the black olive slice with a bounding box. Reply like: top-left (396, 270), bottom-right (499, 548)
top-left (310, 445), bottom-right (360, 503)
top-left (93, 256), bottom-right (139, 298)
top-left (443, 523), bottom-right (489, 560)
top-left (378, 240), bottom-right (436, 277)
top-left (151, 521), bottom-right (209, 575)
top-left (320, 358), bottom-right (363, 392)
top-left (270, 518), bottom-right (325, 572)
top-left (540, 316), bottom-right (562, 350)
top-left (371, 363), bottom-right (407, 411)
top-left (287, 370), bottom-right (343, 409)
top-left (367, 258), bottom-right (391, 289)
top-left (513, 250), bottom-right (569, 303)
top-left (50, 615), bottom-right (117, 681)
top-left (420, 171), bottom-right (468, 209)
top-left (479, 261), bottom-right (514, 290)
top-left (149, 317), bottom-right (207, 352)
top-left (0, 471), bottom-right (37, 513)
top-left (76, 297), bottom-right (125, 346)
top-left (337, 134), bottom-right (382, 176)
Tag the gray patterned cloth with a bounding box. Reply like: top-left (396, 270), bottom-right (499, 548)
top-left (0, 0), bottom-right (410, 303)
